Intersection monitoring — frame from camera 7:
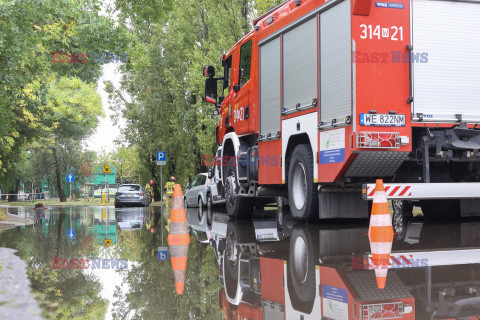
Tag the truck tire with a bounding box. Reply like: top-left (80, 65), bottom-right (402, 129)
top-left (287, 226), bottom-right (318, 314)
top-left (288, 144), bottom-right (318, 221)
top-left (225, 161), bottom-right (254, 219)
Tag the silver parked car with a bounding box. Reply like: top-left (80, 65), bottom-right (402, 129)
top-left (115, 184), bottom-right (148, 207)
top-left (184, 173), bottom-right (208, 208)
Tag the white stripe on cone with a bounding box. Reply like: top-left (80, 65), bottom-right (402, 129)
top-left (374, 267), bottom-right (388, 278)
top-left (372, 191), bottom-right (387, 203)
top-left (369, 241), bottom-right (393, 255)
top-left (369, 214), bottom-right (392, 227)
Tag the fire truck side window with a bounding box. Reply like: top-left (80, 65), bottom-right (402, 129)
top-left (239, 40), bottom-right (252, 87)
top-left (223, 56), bottom-right (232, 97)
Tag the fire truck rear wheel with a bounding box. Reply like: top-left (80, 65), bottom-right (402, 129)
top-left (288, 144), bottom-right (319, 221)
top-left (287, 226), bottom-right (318, 314)
top-left (225, 162), bottom-right (254, 219)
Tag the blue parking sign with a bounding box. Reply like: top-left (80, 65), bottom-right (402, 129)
top-left (158, 247), bottom-right (168, 261)
top-left (156, 151), bottom-right (166, 165)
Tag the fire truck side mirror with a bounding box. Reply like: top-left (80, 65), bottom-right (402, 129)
top-left (203, 65), bottom-right (216, 77)
top-left (205, 77), bottom-right (218, 105)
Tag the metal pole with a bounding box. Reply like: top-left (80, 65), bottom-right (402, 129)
top-left (426, 266), bottom-right (432, 311)
top-left (70, 183), bottom-right (72, 201)
top-left (161, 206), bottom-right (164, 247)
top-left (423, 136), bottom-right (431, 183)
top-left (104, 174), bottom-right (107, 203)
top-left (160, 166), bottom-right (163, 202)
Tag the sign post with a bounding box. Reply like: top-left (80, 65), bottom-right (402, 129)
top-left (158, 247), bottom-right (168, 261)
top-left (156, 152), bottom-right (166, 201)
top-left (103, 165), bottom-right (112, 203)
top-left (66, 174), bottom-right (75, 201)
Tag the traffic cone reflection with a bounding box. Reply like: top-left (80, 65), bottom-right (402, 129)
top-left (167, 184), bottom-right (190, 295)
top-left (368, 179), bottom-right (394, 289)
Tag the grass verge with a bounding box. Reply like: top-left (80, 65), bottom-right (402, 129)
top-left (0, 199), bottom-right (103, 207)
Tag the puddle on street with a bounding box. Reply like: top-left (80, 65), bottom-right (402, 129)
top-left (0, 205), bottom-right (479, 319)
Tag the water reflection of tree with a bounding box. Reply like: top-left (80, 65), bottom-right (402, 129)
top-left (112, 208), bottom-right (221, 319)
top-left (0, 208), bottom-right (108, 319)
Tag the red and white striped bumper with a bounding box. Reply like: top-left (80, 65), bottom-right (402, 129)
top-left (363, 249), bottom-right (480, 269)
top-left (363, 182), bottom-right (480, 200)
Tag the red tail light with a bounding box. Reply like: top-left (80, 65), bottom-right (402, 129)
top-left (357, 132), bottom-right (400, 149)
top-left (138, 193), bottom-right (144, 196)
top-left (359, 302), bottom-right (413, 319)
top-left (115, 193), bottom-right (120, 196)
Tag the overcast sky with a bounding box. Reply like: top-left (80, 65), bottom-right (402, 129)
top-left (83, 63), bottom-right (125, 153)
top-left (83, 1), bottom-right (125, 154)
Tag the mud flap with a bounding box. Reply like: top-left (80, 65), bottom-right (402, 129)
top-left (318, 191), bottom-right (369, 219)
top-left (461, 199), bottom-right (480, 217)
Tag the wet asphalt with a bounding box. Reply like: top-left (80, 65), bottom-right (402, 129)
top-left (0, 204), bottom-right (479, 319)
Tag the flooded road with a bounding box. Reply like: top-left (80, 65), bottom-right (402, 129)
top-left (0, 205), bottom-right (479, 319)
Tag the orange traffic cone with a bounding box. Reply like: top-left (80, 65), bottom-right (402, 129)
top-left (368, 179), bottom-right (394, 289)
top-left (167, 184), bottom-right (190, 295)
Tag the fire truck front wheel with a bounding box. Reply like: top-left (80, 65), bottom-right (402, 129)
top-left (225, 162), bottom-right (255, 219)
top-left (288, 144), bottom-right (319, 221)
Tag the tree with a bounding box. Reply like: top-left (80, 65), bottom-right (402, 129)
top-left (0, 0), bottom-right (127, 195)
top-left (108, 0), bottom-right (265, 192)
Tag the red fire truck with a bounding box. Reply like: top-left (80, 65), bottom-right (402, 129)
top-left (203, 0), bottom-right (480, 220)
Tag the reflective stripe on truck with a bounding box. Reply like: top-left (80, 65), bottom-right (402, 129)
top-left (363, 183), bottom-right (480, 200)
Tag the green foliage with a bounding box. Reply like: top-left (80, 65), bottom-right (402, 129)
top-left (0, 0), bottom-right (127, 196)
top-left (108, 0), bottom-right (274, 191)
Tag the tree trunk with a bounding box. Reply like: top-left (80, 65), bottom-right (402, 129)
top-left (7, 179), bottom-right (20, 202)
top-left (53, 146), bottom-right (67, 202)
top-left (242, 0), bottom-right (249, 33)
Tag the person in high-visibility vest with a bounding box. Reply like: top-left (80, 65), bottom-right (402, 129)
top-left (164, 177), bottom-right (176, 206)
top-left (145, 180), bottom-right (154, 204)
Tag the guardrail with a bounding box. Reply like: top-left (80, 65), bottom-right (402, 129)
top-left (0, 193), bottom-right (50, 202)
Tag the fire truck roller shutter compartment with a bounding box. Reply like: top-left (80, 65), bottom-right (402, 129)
top-left (283, 17), bottom-right (317, 111)
top-left (412, 0), bottom-right (480, 123)
top-left (320, 0), bottom-right (351, 126)
top-left (260, 37), bottom-right (281, 139)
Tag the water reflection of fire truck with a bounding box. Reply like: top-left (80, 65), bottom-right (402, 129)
top-left (216, 220), bottom-right (415, 319)
top-left (203, 215), bottom-right (480, 320)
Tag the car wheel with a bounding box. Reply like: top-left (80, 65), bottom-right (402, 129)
top-left (224, 160), bottom-right (254, 219)
top-left (207, 194), bottom-right (213, 227)
top-left (198, 197), bottom-right (204, 220)
top-left (288, 144), bottom-right (318, 221)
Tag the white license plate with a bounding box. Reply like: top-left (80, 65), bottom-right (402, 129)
top-left (360, 113), bottom-right (406, 127)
